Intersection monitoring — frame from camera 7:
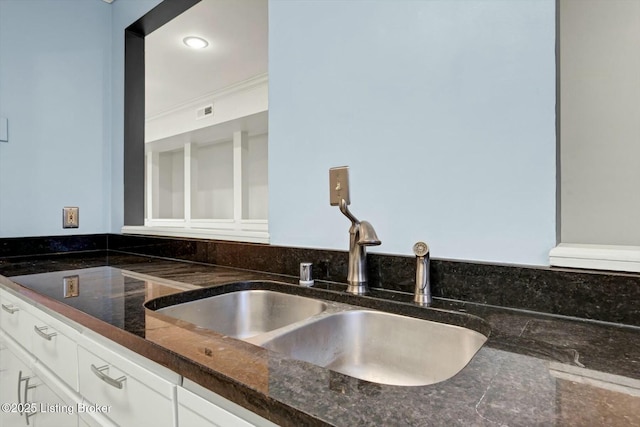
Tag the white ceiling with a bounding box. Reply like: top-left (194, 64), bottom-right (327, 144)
top-left (145, 0), bottom-right (268, 118)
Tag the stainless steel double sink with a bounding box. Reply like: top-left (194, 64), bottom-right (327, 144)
top-left (152, 288), bottom-right (487, 387)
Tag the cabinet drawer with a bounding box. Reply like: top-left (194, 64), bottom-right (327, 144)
top-left (0, 289), bottom-right (37, 348)
top-left (178, 387), bottom-right (255, 427)
top-left (180, 380), bottom-right (278, 427)
top-left (0, 288), bottom-right (80, 390)
top-left (78, 345), bottom-right (176, 427)
top-left (30, 310), bottom-right (79, 391)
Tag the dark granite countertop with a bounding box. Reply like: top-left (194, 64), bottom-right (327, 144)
top-left (1, 252), bottom-right (640, 426)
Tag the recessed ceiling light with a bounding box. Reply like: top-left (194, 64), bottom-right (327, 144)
top-left (183, 36), bottom-right (209, 49)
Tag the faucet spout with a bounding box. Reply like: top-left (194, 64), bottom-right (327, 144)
top-left (339, 199), bottom-right (381, 295)
top-left (357, 221), bottom-right (381, 246)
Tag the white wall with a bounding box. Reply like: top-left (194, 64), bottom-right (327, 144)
top-left (268, 0), bottom-right (556, 265)
top-left (0, 0), bottom-right (112, 237)
top-left (1, 0), bottom-right (558, 266)
top-left (0, 0), bottom-right (161, 238)
top-left (560, 0), bottom-right (640, 246)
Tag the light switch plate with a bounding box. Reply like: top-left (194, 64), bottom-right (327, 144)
top-left (0, 117), bottom-right (7, 142)
top-left (329, 166), bottom-right (350, 206)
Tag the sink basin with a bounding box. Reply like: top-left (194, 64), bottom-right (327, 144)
top-left (156, 290), bottom-right (327, 339)
top-left (260, 310), bottom-right (487, 386)
top-left (149, 283), bottom-right (488, 387)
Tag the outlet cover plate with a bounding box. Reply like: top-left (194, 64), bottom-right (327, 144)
top-left (63, 207), bottom-right (79, 228)
top-left (63, 275), bottom-right (80, 298)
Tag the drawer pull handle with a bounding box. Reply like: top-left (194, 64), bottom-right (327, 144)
top-left (91, 364), bottom-right (126, 389)
top-left (22, 375), bottom-right (37, 426)
top-left (17, 370), bottom-right (26, 412)
top-left (18, 370), bottom-right (37, 417)
top-left (1, 303), bottom-right (19, 314)
top-left (34, 325), bottom-right (57, 340)
top-left (26, 411), bottom-right (37, 425)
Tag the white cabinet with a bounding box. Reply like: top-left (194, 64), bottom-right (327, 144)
top-left (31, 364), bottom-right (80, 427)
top-left (1, 286), bottom-right (279, 427)
top-left (134, 111), bottom-right (269, 243)
top-left (1, 288), bottom-right (179, 427)
top-left (1, 332), bottom-right (79, 427)
top-left (30, 306), bottom-right (80, 391)
top-left (0, 289), bottom-right (167, 427)
top-left (178, 387), bottom-right (253, 427)
top-left (0, 334), bottom-right (35, 427)
top-left (0, 288), bottom-right (79, 391)
top-left (1, 289), bottom-right (38, 348)
top-left (178, 380), bottom-right (277, 427)
top-left (77, 339), bottom-right (177, 427)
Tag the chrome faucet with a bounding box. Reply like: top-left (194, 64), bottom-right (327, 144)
top-left (339, 199), bottom-right (381, 295)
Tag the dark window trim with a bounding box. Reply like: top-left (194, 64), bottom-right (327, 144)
top-left (123, 0), bottom-right (200, 226)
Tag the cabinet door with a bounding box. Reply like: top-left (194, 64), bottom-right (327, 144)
top-left (0, 337), bottom-right (28, 427)
top-left (1, 333), bottom-right (78, 427)
top-left (29, 380), bottom-right (78, 427)
top-left (30, 309), bottom-right (79, 391)
top-left (78, 345), bottom-right (176, 427)
top-left (178, 387), bottom-right (254, 427)
top-left (179, 380), bottom-right (277, 427)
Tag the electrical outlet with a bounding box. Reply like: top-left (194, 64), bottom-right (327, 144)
top-left (63, 207), bottom-right (79, 228)
top-left (63, 275), bottom-right (80, 298)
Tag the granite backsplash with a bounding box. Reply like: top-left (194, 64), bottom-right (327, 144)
top-left (1, 233), bottom-right (639, 327)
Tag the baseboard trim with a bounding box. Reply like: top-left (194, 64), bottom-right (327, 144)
top-left (549, 243), bottom-right (640, 273)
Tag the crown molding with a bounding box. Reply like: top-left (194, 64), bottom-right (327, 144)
top-left (146, 73), bottom-right (268, 122)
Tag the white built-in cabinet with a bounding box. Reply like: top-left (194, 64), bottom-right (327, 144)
top-left (0, 287), bottom-right (274, 427)
top-left (124, 74), bottom-right (270, 243)
top-left (0, 288), bottom-right (106, 427)
top-left (76, 336), bottom-right (177, 427)
top-left (0, 335), bottom-right (81, 427)
top-left (178, 379), bottom-right (277, 427)
top-left (144, 123), bottom-right (269, 243)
